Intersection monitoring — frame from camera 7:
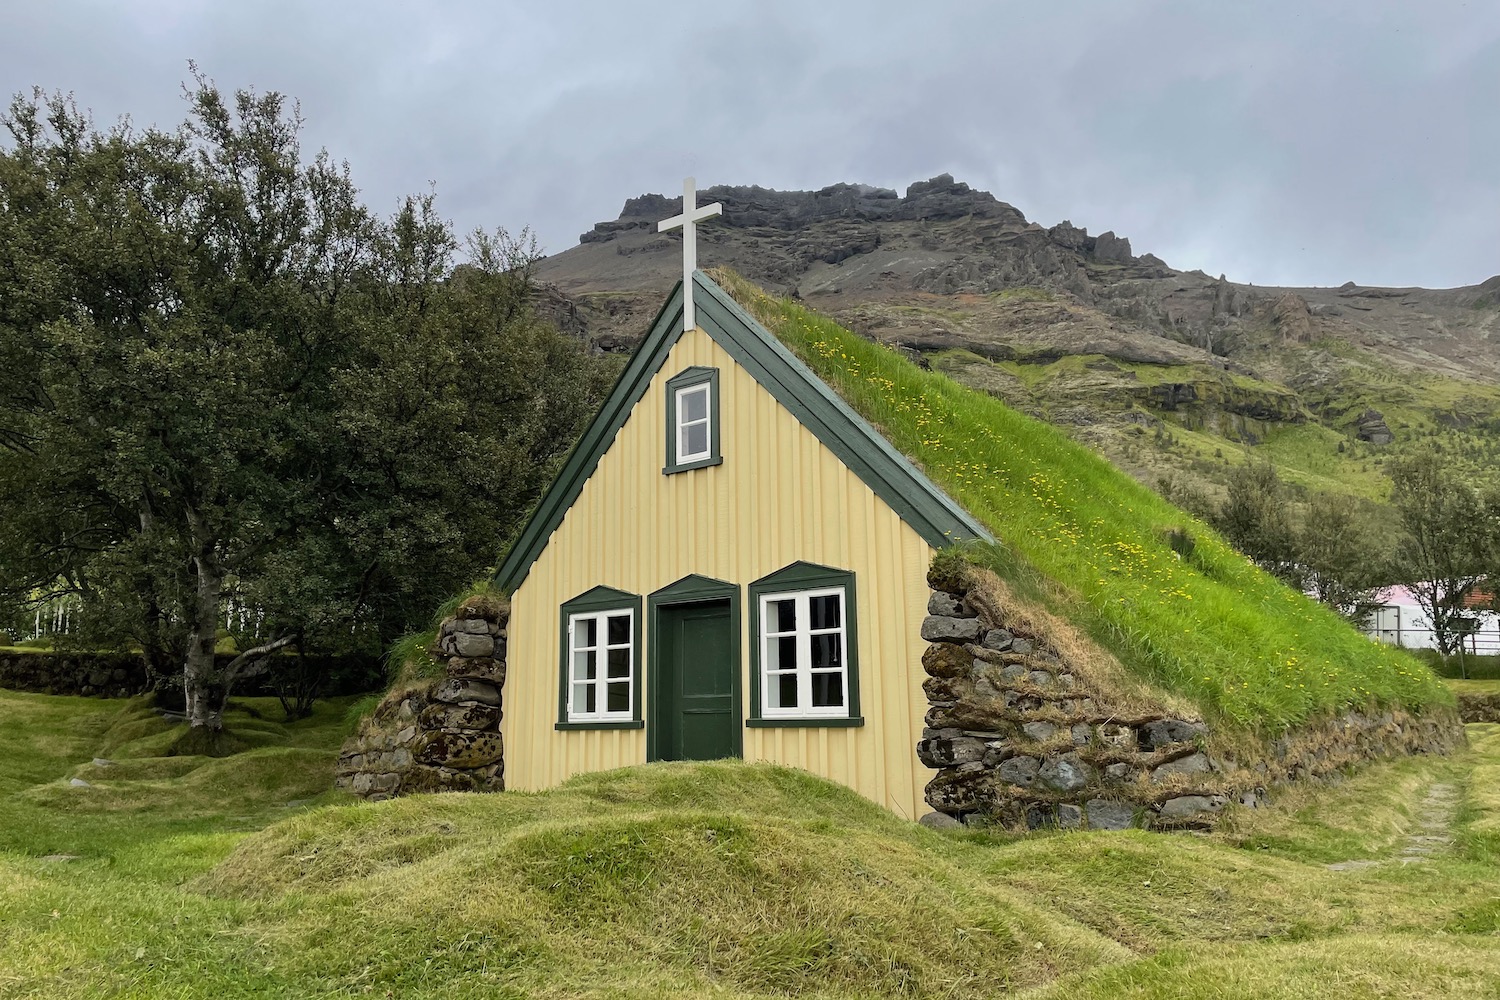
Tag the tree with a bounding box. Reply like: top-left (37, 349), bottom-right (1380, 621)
top-left (1298, 491), bottom-right (1381, 626)
top-left (1480, 483), bottom-right (1500, 620)
top-left (0, 77), bottom-right (612, 744)
top-left (1213, 461), bottom-right (1301, 587)
top-left (1388, 451), bottom-right (1487, 657)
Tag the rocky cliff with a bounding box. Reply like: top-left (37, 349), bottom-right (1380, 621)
top-left (535, 175), bottom-right (1500, 505)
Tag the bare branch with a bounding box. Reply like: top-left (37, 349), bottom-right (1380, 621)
top-left (221, 633), bottom-right (298, 683)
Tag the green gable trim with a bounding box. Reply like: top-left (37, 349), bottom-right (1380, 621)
top-left (495, 271), bottom-right (990, 593)
top-left (662, 366), bottom-right (722, 474)
top-left (496, 283), bottom-right (688, 592)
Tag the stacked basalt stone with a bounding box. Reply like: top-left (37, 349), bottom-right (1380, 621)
top-left (336, 601), bottom-right (508, 801)
top-left (915, 564), bottom-right (1465, 832)
top-left (916, 564), bottom-right (1232, 831)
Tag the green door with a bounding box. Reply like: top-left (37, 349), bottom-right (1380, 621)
top-left (655, 600), bottom-right (738, 761)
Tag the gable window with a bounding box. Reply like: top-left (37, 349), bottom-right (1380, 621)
top-left (558, 587), bottom-right (643, 729)
top-left (748, 563), bottom-right (864, 727)
top-left (664, 367), bottom-right (721, 474)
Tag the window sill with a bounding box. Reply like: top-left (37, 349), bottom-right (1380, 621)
top-left (663, 456), bottom-right (723, 475)
top-left (555, 720), bottom-right (645, 731)
top-left (746, 716), bottom-right (865, 729)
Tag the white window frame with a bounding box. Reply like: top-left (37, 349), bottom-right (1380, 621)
top-left (757, 586), bottom-right (850, 720)
top-left (674, 382), bottom-right (713, 465)
top-left (566, 608), bottom-right (635, 723)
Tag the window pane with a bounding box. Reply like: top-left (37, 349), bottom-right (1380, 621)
top-left (573, 682), bottom-right (593, 715)
top-left (573, 649), bottom-right (596, 681)
top-left (774, 673), bottom-right (799, 710)
top-left (683, 422), bottom-right (709, 457)
top-left (809, 594), bottom-right (842, 630)
top-left (771, 598), bottom-right (796, 633)
top-left (607, 647), bottom-right (630, 679)
top-left (764, 634), bottom-right (797, 673)
top-left (811, 633), bottom-right (842, 669)
top-left (764, 633), bottom-right (781, 672)
top-left (682, 386), bottom-right (708, 422)
top-left (576, 616), bottom-right (597, 649)
top-left (607, 613), bottom-right (630, 646)
top-left (606, 681), bottom-right (629, 714)
top-left (585, 683), bottom-right (597, 713)
top-left (811, 672), bottom-right (844, 708)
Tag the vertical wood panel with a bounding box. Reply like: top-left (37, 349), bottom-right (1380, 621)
top-left (501, 327), bottom-right (936, 817)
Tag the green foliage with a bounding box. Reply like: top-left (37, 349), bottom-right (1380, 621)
top-left (381, 576), bottom-right (508, 684)
top-left (1388, 450), bottom-right (1497, 657)
top-left (1176, 460), bottom-right (1384, 624)
top-left (385, 628), bottom-right (442, 682)
top-left (1414, 650), bottom-right (1500, 681)
top-left (0, 78), bottom-right (612, 726)
top-left (718, 271), bottom-right (1449, 729)
top-left (1298, 490), bottom-right (1384, 624)
top-left (1214, 461), bottom-right (1299, 584)
top-left (342, 692), bottom-right (383, 731)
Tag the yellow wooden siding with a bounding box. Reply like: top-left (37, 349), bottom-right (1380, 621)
top-left (504, 326), bottom-right (936, 818)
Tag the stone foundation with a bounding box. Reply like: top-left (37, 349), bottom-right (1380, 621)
top-left (918, 564), bottom-right (1464, 830)
top-left (336, 599), bottom-right (509, 801)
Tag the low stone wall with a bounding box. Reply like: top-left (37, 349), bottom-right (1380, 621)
top-left (1457, 691), bottom-right (1500, 724)
top-left (0, 651), bottom-right (147, 698)
top-left (1, 648), bottom-right (383, 702)
top-left (918, 564), bottom-right (1464, 830)
top-left (336, 599), bottom-right (508, 801)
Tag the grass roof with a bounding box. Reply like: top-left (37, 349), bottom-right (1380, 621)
top-left (712, 269), bottom-right (1450, 730)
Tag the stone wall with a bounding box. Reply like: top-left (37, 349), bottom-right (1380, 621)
top-left (336, 598), bottom-right (508, 801)
top-left (0, 649), bottom-right (382, 701)
top-left (0, 651), bottom-right (147, 698)
top-left (1457, 690), bottom-right (1500, 723)
top-left (918, 564), bottom-right (1464, 830)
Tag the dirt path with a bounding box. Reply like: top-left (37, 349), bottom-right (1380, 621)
top-left (1327, 781), bottom-right (1458, 871)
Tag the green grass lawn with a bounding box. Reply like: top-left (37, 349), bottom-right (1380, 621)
top-left (1449, 679), bottom-right (1500, 696)
top-left (2, 690), bottom-right (1500, 997)
top-left (716, 270), bottom-right (1449, 731)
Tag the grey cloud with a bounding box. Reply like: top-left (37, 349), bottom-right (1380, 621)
top-left (3, 0), bottom-right (1496, 287)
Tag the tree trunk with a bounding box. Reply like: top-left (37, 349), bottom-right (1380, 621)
top-left (184, 538), bottom-right (227, 735)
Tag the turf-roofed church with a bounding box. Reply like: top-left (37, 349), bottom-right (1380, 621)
top-left (496, 180), bottom-right (989, 817)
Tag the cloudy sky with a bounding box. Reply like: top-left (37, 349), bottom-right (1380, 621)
top-left (4, 0), bottom-right (1497, 288)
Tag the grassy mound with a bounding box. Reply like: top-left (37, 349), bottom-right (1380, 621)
top-left (205, 763), bottom-right (1122, 996)
top-left (5, 688), bottom-right (1500, 998)
top-left (715, 270), bottom-right (1450, 730)
top-left (0, 690), bottom-right (359, 858)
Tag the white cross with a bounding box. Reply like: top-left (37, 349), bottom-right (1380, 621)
top-left (657, 177), bottom-right (723, 332)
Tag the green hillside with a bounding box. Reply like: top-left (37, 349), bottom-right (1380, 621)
top-left (715, 270), bottom-right (1450, 730)
top-left (5, 690), bottom-right (1500, 998)
top-left (856, 296), bottom-right (1500, 521)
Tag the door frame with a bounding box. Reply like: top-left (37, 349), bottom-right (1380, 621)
top-left (646, 574), bottom-right (742, 762)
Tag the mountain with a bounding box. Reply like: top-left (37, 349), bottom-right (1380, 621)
top-left (534, 175), bottom-right (1500, 512)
